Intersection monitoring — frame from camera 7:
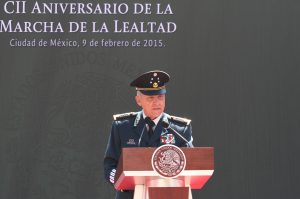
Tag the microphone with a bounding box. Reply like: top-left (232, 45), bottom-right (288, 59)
top-left (138, 117), bottom-right (154, 147)
top-left (161, 120), bottom-right (194, 148)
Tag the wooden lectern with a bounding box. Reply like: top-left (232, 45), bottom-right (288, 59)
top-left (114, 147), bottom-right (214, 199)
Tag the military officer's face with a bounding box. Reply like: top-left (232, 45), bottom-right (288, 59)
top-left (135, 93), bottom-right (165, 120)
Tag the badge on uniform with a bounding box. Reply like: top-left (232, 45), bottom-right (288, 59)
top-left (126, 139), bottom-right (136, 145)
top-left (160, 134), bottom-right (175, 144)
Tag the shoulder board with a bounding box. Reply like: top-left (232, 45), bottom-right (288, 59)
top-left (168, 115), bottom-right (191, 125)
top-left (113, 112), bottom-right (137, 120)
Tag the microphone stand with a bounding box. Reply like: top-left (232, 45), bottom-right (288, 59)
top-left (138, 125), bottom-right (146, 147)
top-left (162, 121), bottom-right (194, 148)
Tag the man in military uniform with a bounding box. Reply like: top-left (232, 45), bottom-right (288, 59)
top-left (103, 70), bottom-right (193, 199)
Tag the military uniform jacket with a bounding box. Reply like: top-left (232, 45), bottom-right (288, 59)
top-left (103, 111), bottom-right (193, 199)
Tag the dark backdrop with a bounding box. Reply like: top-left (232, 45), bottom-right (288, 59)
top-left (0, 0), bottom-right (299, 199)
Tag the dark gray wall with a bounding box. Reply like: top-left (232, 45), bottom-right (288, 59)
top-left (0, 0), bottom-right (299, 199)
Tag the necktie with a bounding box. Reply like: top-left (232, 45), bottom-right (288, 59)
top-left (145, 117), bottom-right (155, 139)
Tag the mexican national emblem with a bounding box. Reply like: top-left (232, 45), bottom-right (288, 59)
top-left (152, 144), bottom-right (186, 178)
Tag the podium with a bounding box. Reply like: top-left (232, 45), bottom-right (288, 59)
top-left (114, 147), bottom-right (214, 199)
